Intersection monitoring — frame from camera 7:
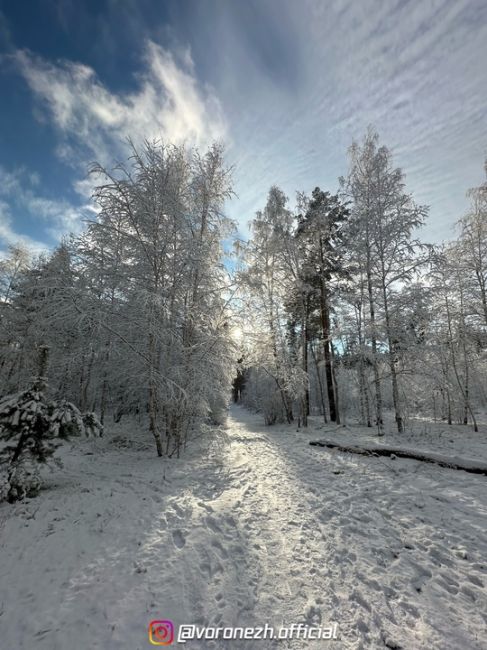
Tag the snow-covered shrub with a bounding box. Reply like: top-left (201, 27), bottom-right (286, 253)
top-left (208, 399), bottom-right (228, 426)
top-left (241, 367), bottom-right (285, 424)
top-left (207, 371), bottom-right (232, 426)
top-left (0, 469), bottom-right (10, 502)
top-left (6, 457), bottom-right (42, 501)
top-left (82, 412), bottom-right (104, 438)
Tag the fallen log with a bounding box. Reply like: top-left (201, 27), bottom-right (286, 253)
top-left (309, 439), bottom-right (487, 476)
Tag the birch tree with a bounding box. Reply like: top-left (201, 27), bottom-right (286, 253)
top-left (343, 128), bottom-right (428, 434)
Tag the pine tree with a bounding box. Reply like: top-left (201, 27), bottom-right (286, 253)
top-left (296, 188), bottom-right (349, 423)
top-left (0, 346), bottom-right (102, 502)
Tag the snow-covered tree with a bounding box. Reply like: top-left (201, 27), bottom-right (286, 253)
top-left (293, 188), bottom-right (349, 423)
top-left (342, 128), bottom-right (428, 434)
top-left (80, 140), bottom-right (235, 456)
top-left (238, 186), bottom-right (308, 424)
top-left (454, 159), bottom-right (487, 328)
top-left (0, 346), bottom-right (102, 502)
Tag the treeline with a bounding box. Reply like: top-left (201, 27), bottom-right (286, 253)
top-left (1, 130), bottom-right (486, 455)
top-left (0, 141), bottom-right (236, 457)
top-left (237, 128), bottom-right (487, 434)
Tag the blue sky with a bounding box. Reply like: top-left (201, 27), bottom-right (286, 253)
top-left (0, 0), bottom-right (486, 256)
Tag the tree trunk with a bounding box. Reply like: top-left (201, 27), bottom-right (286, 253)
top-left (382, 285), bottom-right (403, 433)
top-left (331, 344), bottom-right (341, 425)
top-left (309, 439), bottom-right (487, 475)
top-left (358, 353), bottom-right (371, 427)
top-left (445, 295), bottom-right (478, 433)
top-left (366, 265), bottom-right (383, 435)
top-left (446, 390), bottom-right (452, 425)
top-left (301, 298), bottom-right (309, 426)
top-left (80, 347), bottom-right (95, 412)
top-left (148, 330), bottom-right (163, 457)
top-left (319, 280), bottom-right (338, 422)
top-left (356, 293), bottom-right (371, 427)
top-left (310, 340), bottom-right (327, 423)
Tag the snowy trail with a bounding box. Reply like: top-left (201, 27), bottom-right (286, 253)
top-left (208, 408), bottom-right (487, 649)
top-left (1, 405), bottom-right (487, 649)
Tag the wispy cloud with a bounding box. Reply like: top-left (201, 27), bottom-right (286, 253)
top-left (0, 200), bottom-right (46, 255)
top-left (3, 0), bottom-right (487, 246)
top-left (13, 40), bottom-right (227, 167)
top-left (0, 165), bottom-right (90, 253)
top-left (4, 39), bottom-right (228, 253)
top-left (219, 0), bottom-right (487, 240)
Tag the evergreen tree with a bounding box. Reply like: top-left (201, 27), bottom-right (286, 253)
top-left (0, 346), bottom-right (102, 502)
top-left (295, 188), bottom-right (349, 423)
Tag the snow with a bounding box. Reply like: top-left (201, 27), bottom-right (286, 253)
top-left (309, 415), bottom-right (487, 466)
top-left (309, 438), bottom-right (487, 474)
top-left (1, 405), bottom-right (487, 649)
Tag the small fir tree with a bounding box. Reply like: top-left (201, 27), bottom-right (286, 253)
top-left (0, 346), bottom-right (103, 502)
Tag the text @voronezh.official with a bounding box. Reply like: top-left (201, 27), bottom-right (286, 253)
top-left (149, 620), bottom-right (339, 645)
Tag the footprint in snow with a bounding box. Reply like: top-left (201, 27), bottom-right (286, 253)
top-left (172, 529), bottom-right (186, 549)
top-left (205, 515), bottom-right (222, 534)
top-left (210, 539), bottom-right (228, 559)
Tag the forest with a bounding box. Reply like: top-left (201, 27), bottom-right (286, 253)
top-left (0, 128), bottom-right (486, 478)
top-left (1, 129), bottom-right (487, 487)
top-left (236, 128), bottom-right (487, 437)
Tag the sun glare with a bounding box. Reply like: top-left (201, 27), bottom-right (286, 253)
top-left (231, 326), bottom-right (243, 341)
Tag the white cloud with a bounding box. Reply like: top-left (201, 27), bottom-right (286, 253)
top-left (217, 0), bottom-right (487, 241)
top-left (0, 199), bottom-right (46, 255)
top-left (10, 40), bottom-right (228, 240)
top-left (23, 195), bottom-right (91, 236)
top-left (0, 165), bottom-right (90, 254)
top-left (8, 2), bottom-right (487, 244)
top-left (14, 41), bottom-right (227, 167)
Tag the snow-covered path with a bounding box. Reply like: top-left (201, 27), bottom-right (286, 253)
top-left (1, 405), bottom-right (487, 649)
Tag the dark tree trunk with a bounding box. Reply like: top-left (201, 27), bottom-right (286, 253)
top-left (319, 281), bottom-right (337, 422)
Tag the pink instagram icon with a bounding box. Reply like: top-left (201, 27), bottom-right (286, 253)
top-left (149, 620), bottom-right (174, 645)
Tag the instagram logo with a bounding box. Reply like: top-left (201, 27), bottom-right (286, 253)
top-left (149, 620), bottom-right (174, 645)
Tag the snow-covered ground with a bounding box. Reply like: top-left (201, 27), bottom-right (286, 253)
top-left (1, 405), bottom-right (486, 649)
top-left (310, 413), bottom-right (487, 465)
